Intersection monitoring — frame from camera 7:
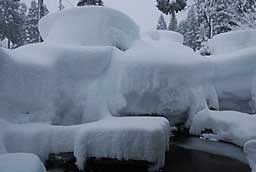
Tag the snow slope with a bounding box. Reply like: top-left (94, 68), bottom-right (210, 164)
top-left (39, 7), bottom-right (140, 51)
top-left (0, 117), bottom-right (170, 170)
top-left (0, 153), bottom-right (46, 172)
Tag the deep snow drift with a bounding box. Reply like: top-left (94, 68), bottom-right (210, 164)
top-left (39, 6), bottom-right (140, 51)
top-left (0, 117), bottom-right (170, 170)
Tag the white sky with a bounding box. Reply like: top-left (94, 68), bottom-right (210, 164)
top-left (21, 0), bottom-right (190, 31)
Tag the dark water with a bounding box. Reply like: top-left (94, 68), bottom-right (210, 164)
top-left (162, 145), bottom-right (250, 172)
top-left (48, 139), bottom-right (251, 172)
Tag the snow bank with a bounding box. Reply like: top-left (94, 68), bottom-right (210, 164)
top-left (208, 30), bottom-right (256, 55)
top-left (143, 30), bottom-right (184, 44)
top-left (0, 117), bottom-right (170, 171)
top-left (0, 153), bottom-right (46, 172)
top-left (190, 109), bottom-right (256, 146)
top-left (39, 7), bottom-right (140, 51)
top-left (244, 140), bottom-right (256, 172)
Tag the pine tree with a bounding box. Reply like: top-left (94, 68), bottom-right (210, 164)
top-left (77, 0), bottom-right (104, 6)
top-left (156, 0), bottom-right (186, 31)
top-left (168, 12), bottom-right (177, 31)
top-left (25, 0), bottom-right (49, 44)
top-left (0, 0), bottom-right (27, 48)
top-left (157, 14), bottom-right (167, 30)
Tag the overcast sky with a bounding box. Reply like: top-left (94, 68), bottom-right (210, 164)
top-left (21, 0), bottom-right (190, 31)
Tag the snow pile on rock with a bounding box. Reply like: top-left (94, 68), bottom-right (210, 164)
top-left (210, 47), bottom-right (256, 113)
top-left (0, 45), bottom-right (114, 124)
top-left (39, 7), bottom-right (140, 51)
top-left (74, 117), bottom-right (170, 170)
top-left (0, 117), bottom-right (170, 171)
top-left (0, 153), bottom-right (46, 172)
top-left (208, 30), bottom-right (256, 55)
top-left (244, 140), bottom-right (256, 172)
top-left (190, 109), bottom-right (256, 147)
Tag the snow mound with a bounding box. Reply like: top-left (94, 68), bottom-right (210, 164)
top-left (244, 140), bottom-right (256, 172)
top-left (0, 117), bottom-right (170, 171)
top-left (209, 30), bottom-right (256, 55)
top-left (210, 47), bottom-right (256, 113)
top-left (74, 117), bottom-right (170, 170)
top-left (0, 153), bottom-right (46, 172)
top-left (190, 109), bottom-right (256, 146)
top-left (0, 44), bottom-right (113, 124)
top-left (39, 7), bottom-right (140, 51)
top-left (143, 30), bottom-right (184, 44)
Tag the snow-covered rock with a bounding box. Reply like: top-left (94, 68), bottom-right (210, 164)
top-left (39, 7), bottom-right (140, 51)
top-left (0, 117), bottom-right (170, 171)
top-left (210, 46), bottom-right (256, 113)
top-left (0, 45), bottom-right (115, 124)
top-left (190, 109), bottom-right (256, 146)
top-left (74, 117), bottom-right (170, 170)
top-left (0, 153), bottom-right (46, 172)
top-left (244, 140), bottom-right (256, 172)
top-left (208, 30), bottom-right (256, 55)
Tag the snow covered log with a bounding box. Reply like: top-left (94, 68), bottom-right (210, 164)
top-left (39, 7), bottom-right (140, 51)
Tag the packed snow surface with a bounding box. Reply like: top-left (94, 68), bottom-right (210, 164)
top-left (190, 109), bottom-right (256, 147)
top-left (208, 30), bottom-right (256, 55)
top-left (0, 153), bottom-right (46, 172)
top-left (0, 117), bottom-right (170, 171)
top-left (39, 7), bottom-right (140, 51)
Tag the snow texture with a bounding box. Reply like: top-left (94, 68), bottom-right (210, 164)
top-left (0, 117), bottom-right (170, 171)
top-left (190, 109), bottom-right (256, 147)
top-left (0, 153), bottom-right (46, 172)
top-left (39, 6), bottom-right (140, 51)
